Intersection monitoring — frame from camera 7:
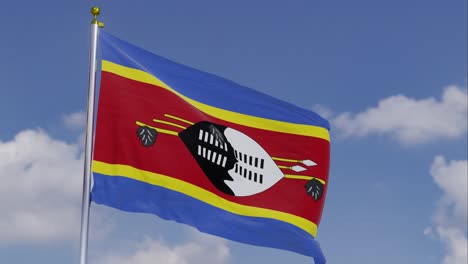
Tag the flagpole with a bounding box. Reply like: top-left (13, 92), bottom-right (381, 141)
top-left (79, 6), bottom-right (103, 264)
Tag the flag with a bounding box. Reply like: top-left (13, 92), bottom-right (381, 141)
top-left (91, 31), bottom-right (330, 264)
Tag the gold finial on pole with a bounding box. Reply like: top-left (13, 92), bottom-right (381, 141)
top-left (90, 6), bottom-right (104, 28)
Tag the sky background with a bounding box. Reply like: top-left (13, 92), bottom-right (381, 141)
top-left (0, 1), bottom-right (466, 264)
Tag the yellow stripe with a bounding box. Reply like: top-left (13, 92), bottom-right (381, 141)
top-left (136, 121), bottom-right (178, 136)
top-left (164, 114), bottom-right (195, 125)
top-left (102, 60), bottom-right (330, 141)
top-left (284, 174), bottom-right (326, 184)
top-left (152, 119), bottom-right (187, 130)
top-left (284, 174), bottom-right (313, 180)
top-left (272, 157), bottom-right (300, 163)
top-left (93, 160), bottom-right (318, 237)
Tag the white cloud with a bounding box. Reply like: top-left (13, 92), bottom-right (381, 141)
top-left (437, 227), bottom-right (468, 264)
top-left (63, 111), bottom-right (87, 149)
top-left (0, 129), bottom-right (84, 243)
top-left (431, 156), bottom-right (468, 226)
top-left (333, 85), bottom-right (467, 144)
top-left (423, 227), bottom-right (434, 238)
top-left (64, 111), bottom-right (86, 130)
top-left (430, 156), bottom-right (467, 264)
top-left (95, 233), bottom-right (230, 264)
top-left (311, 104), bottom-right (334, 119)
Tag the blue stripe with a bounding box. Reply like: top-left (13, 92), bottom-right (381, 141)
top-left (100, 31), bottom-right (330, 130)
top-left (91, 173), bottom-right (326, 263)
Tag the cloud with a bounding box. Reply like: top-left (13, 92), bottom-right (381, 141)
top-left (311, 104), bottom-right (334, 120)
top-left (436, 227), bottom-right (468, 264)
top-left (95, 233), bottom-right (230, 264)
top-left (63, 111), bottom-right (86, 130)
top-left (333, 85), bottom-right (467, 144)
top-left (429, 156), bottom-right (467, 264)
top-left (423, 227), bottom-right (434, 238)
top-left (431, 156), bottom-right (468, 226)
top-left (63, 111), bottom-right (87, 148)
top-left (0, 129), bottom-right (84, 242)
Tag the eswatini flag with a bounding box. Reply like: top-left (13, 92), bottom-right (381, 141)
top-left (91, 31), bottom-right (331, 264)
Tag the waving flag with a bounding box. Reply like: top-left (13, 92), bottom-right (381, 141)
top-left (91, 31), bottom-right (331, 263)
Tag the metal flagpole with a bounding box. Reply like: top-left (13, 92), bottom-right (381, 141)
top-left (79, 6), bottom-right (104, 264)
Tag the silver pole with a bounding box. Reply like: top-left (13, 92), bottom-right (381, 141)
top-left (79, 7), bottom-right (103, 264)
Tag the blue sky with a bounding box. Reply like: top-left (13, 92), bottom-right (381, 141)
top-left (0, 1), bottom-right (466, 264)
